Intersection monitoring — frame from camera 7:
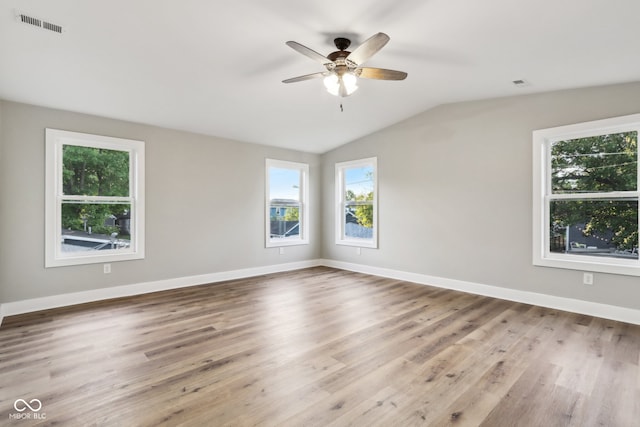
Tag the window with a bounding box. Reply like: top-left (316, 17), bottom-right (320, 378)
top-left (265, 159), bottom-right (309, 247)
top-left (335, 157), bottom-right (378, 248)
top-left (45, 129), bottom-right (145, 267)
top-left (533, 114), bottom-right (639, 276)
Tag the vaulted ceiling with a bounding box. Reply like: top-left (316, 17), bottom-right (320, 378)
top-left (1, 0), bottom-right (639, 153)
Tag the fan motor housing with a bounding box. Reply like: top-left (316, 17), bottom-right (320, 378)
top-left (327, 50), bottom-right (350, 62)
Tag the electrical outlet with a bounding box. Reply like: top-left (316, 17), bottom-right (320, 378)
top-left (279, 247), bottom-right (285, 255)
top-left (104, 263), bottom-right (111, 274)
top-left (356, 247), bottom-right (361, 256)
top-left (583, 272), bottom-right (593, 285)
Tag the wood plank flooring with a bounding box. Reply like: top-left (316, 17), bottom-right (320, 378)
top-left (1, 266), bottom-right (639, 426)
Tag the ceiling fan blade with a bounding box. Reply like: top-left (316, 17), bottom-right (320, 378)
top-left (282, 72), bottom-right (328, 84)
top-left (357, 67), bottom-right (407, 80)
top-left (286, 41), bottom-right (334, 66)
top-left (346, 32), bottom-right (390, 66)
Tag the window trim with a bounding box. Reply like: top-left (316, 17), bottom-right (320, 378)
top-left (335, 157), bottom-right (378, 248)
top-left (45, 129), bottom-right (145, 267)
top-left (532, 114), bottom-right (640, 276)
top-left (265, 158), bottom-right (309, 247)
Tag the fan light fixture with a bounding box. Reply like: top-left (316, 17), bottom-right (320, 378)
top-left (323, 72), bottom-right (358, 97)
top-left (283, 33), bottom-right (407, 100)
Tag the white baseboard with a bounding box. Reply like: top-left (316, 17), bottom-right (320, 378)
top-left (0, 260), bottom-right (322, 325)
top-left (320, 259), bottom-right (640, 326)
top-left (2, 258), bottom-right (639, 326)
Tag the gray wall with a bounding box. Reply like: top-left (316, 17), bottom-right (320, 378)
top-left (0, 101), bottom-right (321, 303)
top-left (322, 82), bottom-right (640, 311)
top-left (3, 81), bottom-right (640, 312)
top-left (0, 101), bottom-right (3, 162)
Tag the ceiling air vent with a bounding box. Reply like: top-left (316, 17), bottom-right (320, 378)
top-left (512, 79), bottom-right (530, 88)
top-left (42, 21), bottom-right (63, 34)
top-left (15, 11), bottom-right (65, 34)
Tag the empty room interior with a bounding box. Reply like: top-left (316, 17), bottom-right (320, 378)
top-left (2, 1), bottom-right (640, 426)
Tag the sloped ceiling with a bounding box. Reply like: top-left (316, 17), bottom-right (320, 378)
top-left (1, 0), bottom-right (639, 153)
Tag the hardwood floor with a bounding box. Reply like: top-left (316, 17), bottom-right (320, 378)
top-left (1, 267), bottom-right (639, 426)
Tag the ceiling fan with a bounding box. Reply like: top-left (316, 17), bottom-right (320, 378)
top-left (283, 32), bottom-right (407, 98)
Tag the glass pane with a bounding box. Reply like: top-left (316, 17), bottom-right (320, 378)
top-left (345, 166), bottom-right (374, 201)
top-left (61, 202), bottom-right (132, 253)
top-left (268, 165), bottom-right (302, 242)
top-left (550, 199), bottom-right (638, 259)
top-left (551, 131), bottom-right (637, 194)
top-left (344, 205), bottom-right (373, 240)
top-left (62, 145), bottom-right (130, 196)
top-left (269, 205), bottom-right (300, 240)
top-left (269, 167), bottom-right (300, 201)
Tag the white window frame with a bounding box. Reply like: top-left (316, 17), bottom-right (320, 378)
top-left (335, 157), bottom-right (378, 248)
top-left (533, 114), bottom-right (640, 276)
top-left (45, 129), bottom-right (145, 267)
top-left (265, 159), bottom-right (309, 247)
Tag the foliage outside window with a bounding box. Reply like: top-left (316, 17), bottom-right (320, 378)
top-left (45, 129), bottom-right (145, 267)
top-left (533, 115), bottom-right (640, 276)
top-left (265, 159), bottom-right (309, 247)
top-left (335, 157), bottom-right (378, 248)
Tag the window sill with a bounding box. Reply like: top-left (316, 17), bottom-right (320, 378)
top-left (336, 239), bottom-right (378, 249)
top-left (45, 251), bottom-right (144, 268)
top-left (266, 239), bottom-right (309, 248)
top-left (534, 255), bottom-right (640, 277)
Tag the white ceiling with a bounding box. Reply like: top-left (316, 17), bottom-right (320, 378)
top-left (1, 0), bottom-right (640, 153)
